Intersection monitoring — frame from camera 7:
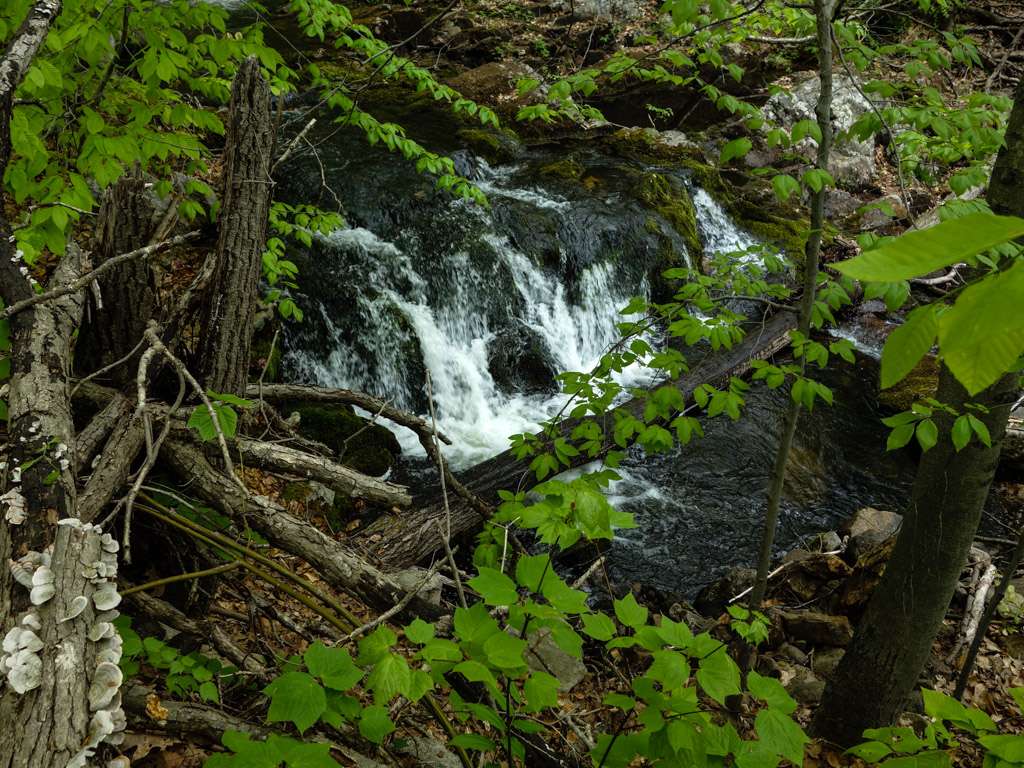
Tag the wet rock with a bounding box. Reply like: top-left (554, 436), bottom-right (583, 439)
top-left (554, 0), bottom-right (644, 20)
top-left (779, 610), bottom-right (853, 647)
top-left (694, 566), bottom-right (755, 616)
top-left (526, 627), bottom-right (587, 691)
top-left (811, 646), bottom-right (845, 678)
top-left (842, 507), bottom-right (902, 564)
top-left (764, 73), bottom-right (877, 188)
top-left (456, 127), bottom-right (523, 165)
top-left (816, 531), bottom-right (843, 552)
top-left (487, 325), bottom-right (559, 395)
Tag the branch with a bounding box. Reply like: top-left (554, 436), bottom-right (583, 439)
top-left (0, 231), bottom-right (200, 320)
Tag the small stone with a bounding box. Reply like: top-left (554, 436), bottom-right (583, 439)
top-left (779, 643), bottom-right (809, 665)
top-left (811, 647), bottom-right (845, 678)
top-left (525, 627), bottom-right (587, 691)
top-left (842, 507), bottom-right (902, 563)
top-left (787, 668), bottom-right (826, 705)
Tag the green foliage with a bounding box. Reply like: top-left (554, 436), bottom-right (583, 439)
top-left (187, 391), bottom-right (253, 442)
top-left (116, 616), bottom-right (228, 703)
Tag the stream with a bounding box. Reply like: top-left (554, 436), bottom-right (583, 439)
top-left (275, 116), bottom-right (917, 597)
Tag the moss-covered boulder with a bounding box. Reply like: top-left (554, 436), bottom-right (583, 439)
top-left (538, 157), bottom-right (586, 181)
top-left (456, 127), bottom-right (523, 165)
top-left (636, 172), bottom-right (702, 264)
top-left (282, 402), bottom-right (402, 477)
top-left (878, 356), bottom-right (939, 412)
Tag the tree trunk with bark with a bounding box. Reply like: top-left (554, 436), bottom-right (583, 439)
top-left (197, 56), bottom-right (273, 397)
top-left (812, 77), bottom-right (1024, 748)
top-left (74, 167), bottom-right (160, 389)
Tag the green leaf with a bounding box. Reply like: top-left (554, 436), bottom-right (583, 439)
top-left (613, 593), bottom-right (648, 629)
top-left (357, 626), bottom-right (397, 666)
top-left (645, 650), bottom-right (689, 690)
top-left (747, 670), bottom-right (797, 715)
top-left (482, 631), bottom-right (527, 670)
top-left (881, 306), bottom-right (938, 389)
top-left (358, 705), bottom-right (395, 744)
top-left (515, 553), bottom-right (551, 593)
top-left (771, 174), bottom-right (800, 203)
top-left (916, 418), bottom-right (939, 452)
top-left (468, 567), bottom-right (519, 606)
top-left (967, 414), bottom-right (992, 446)
top-left (366, 653), bottom-right (411, 703)
top-left (696, 645), bottom-right (741, 705)
top-left (847, 741), bottom-right (893, 762)
top-left (720, 137), bottom-right (753, 164)
top-left (887, 423), bottom-right (916, 451)
top-left (450, 733), bottom-right (496, 752)
top-left (453, 660), bottom-right (500, 694)
top-left (404, 618), bottom-right (435, 644)
top-left (581, 612), bottom-right (616, 641)
top-left (523, 671), bottom-right (560, 711)
top-left (833, 214), bottom-right (1024, 282)
top-left (263, 672), bottom-right (326, 734)
top-left (303, 642), bottom-right (363, 691)
top-left (938, 262), bottom-right (1024, 395)
top-left (951, 415), bottom-right (972, 452)
top-left (755, 708), bottom-right (809, 766)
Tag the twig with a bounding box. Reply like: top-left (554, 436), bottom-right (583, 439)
top-left (339, 555), bottom-right (449, 645)
top-left (271, 117), bottom-right (316, 173)
top-left (1, 231), bottom-right (199, 319)
top-left (426, 370), bottom-right (467, 609)
top-left (121, 561), bottom-right (241, 597)
top-left (71, 334), bottom-right (147, 397)
top-left (572, 556), bottom-right (606, 590)
top-left (949, 547), bottom-right (995, 665)
top-left (987, 26), bottom-right (1024, 91)
top-left (141, 322), bottom-right (247, 496)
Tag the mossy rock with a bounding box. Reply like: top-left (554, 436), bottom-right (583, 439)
top-left (878, 356), bottom-right (939, 412)
top-left (632, 171), bottom-right (702, 297)
top-left (456, 127), bottom-right (523, 164)
top-left (282, 402), bottom-right (401, 477)
top-left (538, 157), bottom-right (586, 181)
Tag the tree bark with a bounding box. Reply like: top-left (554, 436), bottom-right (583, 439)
top-left (198, 56), bottom-right (273, 397)
top-left (74, 167), bottom-right (160, 389)
top-left (812, 76), bottom-right (1024, 747)
top-left (353, 312), bottom-right (796, 568)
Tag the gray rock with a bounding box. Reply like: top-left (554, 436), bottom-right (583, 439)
top-left (811, 646), bottom-right (845, 678)
top-left (399, 735), bottom-right (462, 768)
top-left (842, 507), bottom-right (902, 563)
top-left (779, 642), bottom-right (809, 665)
top-left (817, 531), bottom-right (843, 553)
top-left (779, 610), bottom-right (854, 647)
top-left (787, 668), bottom-right (826, 705)
top-left (526, 627), bottom-right (587, 691)
top-left (392, 567), bottom-right (444, 606)
top-left (764, 73), bottom-right (877, 188)
top-left (554, 0), bottom-right (644, 20)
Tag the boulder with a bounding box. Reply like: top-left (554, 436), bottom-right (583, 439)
top-left (398, 735), bottom-right (462, 768)
top-left (764, 73), bottom-right (877, 188)
top-left (392, 567), bottom-right (445, 606)
top-left (842, 507), bottom-right (902, 563)
top-left (448, 61), bottom-right (541, 106)
top-left (283, 402), bottom-right (401, 477)
top-left (487, 325), bottom-right (559, 395)
top-left (787, 667), bottom-right (826, 705)
top-left (779, 610), bottom-right (853, 647)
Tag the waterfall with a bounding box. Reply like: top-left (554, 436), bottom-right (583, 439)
top-left (283, 155), bottom-right (757, 469)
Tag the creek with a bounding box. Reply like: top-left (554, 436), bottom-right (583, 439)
top-left (274, 114), bottom-right (917, 598)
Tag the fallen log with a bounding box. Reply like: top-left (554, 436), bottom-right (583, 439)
top-left (161, 440), bottom-right (445, 622)
top-left (250, 383), bottom-right (452, 444)
top-left (233, 436), bottom-right (412, 508)
top-left (355, 311), bottom-right (798, 568)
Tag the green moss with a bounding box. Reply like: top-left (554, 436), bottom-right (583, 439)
top-left (636, 171), bottom-right (703, 267)
top-left (250, 329), bottom-right (283, 383)
top-left (281, 481), bottom-right (313, 503)
top-left (282, 402), bottom-right (401, 478)
top-left (538, 157), bottom-right (585, 181)
top-left (456, 127), bottom-right (522, 164)
top-left (878, 356), bottom-right (939, 412)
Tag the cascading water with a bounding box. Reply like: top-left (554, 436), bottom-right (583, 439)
top-left (277, 122), bottom-right (917, 596)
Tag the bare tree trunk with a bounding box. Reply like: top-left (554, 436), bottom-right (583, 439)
top-left (748, 0), bottom-right (836, 610)
top-left (812, 76), bottom-right (1024, 749)
top-left (74, 167), bottom-right (160, 389)
top-left (197, 56), bottom-right (273, 397)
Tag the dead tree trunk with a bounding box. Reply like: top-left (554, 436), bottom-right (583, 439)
top-left (353, 312), bottom-right (797, 568)
top-left (198, 56), bottom-right (273, 397)
top-left (74, 167), bottom-right (159, 388)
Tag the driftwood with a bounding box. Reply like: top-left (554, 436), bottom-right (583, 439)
top-left (354, 311), bottom-right (798, 568)
top-left (161, 440), bottom-right (445, 622)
